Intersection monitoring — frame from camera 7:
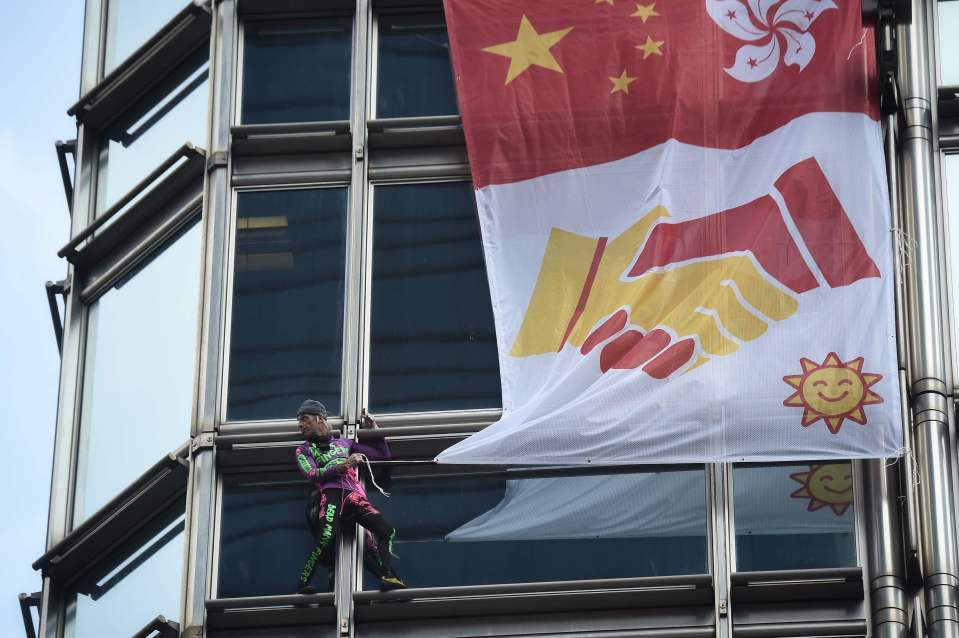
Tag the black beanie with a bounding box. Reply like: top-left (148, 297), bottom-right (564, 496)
top-left (296, 399), bottom-right (327, 418)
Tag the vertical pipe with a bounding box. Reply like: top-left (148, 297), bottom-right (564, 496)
top-left (897, 0), bottom-right (959, 635)
top-left (865, 457), bottom-right (910, 638)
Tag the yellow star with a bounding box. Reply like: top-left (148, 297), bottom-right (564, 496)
top-left (636, 35), bottom-right (664, 59)
top-left (482, 15), bottom-right (574, 85)
top-left (609, 69), bottom-right (637, 94)
top-left (594, 0), bottom-right (615, 4)
top-left (631, 2), bottom-right (660, 22)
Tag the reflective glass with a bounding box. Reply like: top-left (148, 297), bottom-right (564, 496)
top-left (73, 508), bottom-right (185, 638)
top-left (376, 13), bottom-right (457, 118)
top-left (361, 466), bottom-right (708, 589)
top-left (946, 154), bottom-right (959, 375)
top-left (940, 1), bottom-right (959, 85)
top-left (103, 0), bottom-right (184, 74)
top-left (227, 188), bottom-right (348, 421)
top-left (218, 480), bottom-right (331, 598)
top-left (77, 221), bottom-right (201, 520)
top-left (241, 19), bottom-right (352, 124)
top-left (370, 182), bottom-right (500, 413)
top-left (96, 49), bottom-right (209, 215)
top-left (733, 463), bottom-right (857, 571)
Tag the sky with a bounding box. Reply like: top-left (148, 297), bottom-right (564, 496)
top-left (0, 1), bottom-right (83, 636)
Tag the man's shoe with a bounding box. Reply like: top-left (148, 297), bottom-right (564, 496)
top-left (297, 585), bottom-right (317, 595)
top-left (378, 574), bottom-right (406, 592)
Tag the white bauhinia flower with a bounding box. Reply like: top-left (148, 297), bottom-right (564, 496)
top-left (706, 0), bottom-right (837, 83)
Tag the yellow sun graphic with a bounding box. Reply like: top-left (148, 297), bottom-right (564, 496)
top-left (790, 463), bottom-right (854, 515)
top-left (782, 352), bottom-right (883, 434)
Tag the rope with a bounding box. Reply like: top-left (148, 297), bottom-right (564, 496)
top-left (357, 454), bottom-right (391, 497)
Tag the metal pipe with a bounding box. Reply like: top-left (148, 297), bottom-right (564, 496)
top-left (864, 458), bottom-right (909, 638)
top-left (897, 0), bottom-right (959, 635)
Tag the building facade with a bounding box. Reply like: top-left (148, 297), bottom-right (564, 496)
top-left (22, 0), bottom-right (959, 636)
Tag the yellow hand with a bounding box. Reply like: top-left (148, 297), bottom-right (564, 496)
top-left (511, 206), bottom-right (799, 362)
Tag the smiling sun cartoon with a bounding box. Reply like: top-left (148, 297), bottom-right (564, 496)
top-left (783, 353), bottom-right (883, 434)
top-left (790, 464), bottom-right (854, 515)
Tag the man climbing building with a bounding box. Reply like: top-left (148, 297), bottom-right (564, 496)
top-left (294, 399), bottom-right (406, 593)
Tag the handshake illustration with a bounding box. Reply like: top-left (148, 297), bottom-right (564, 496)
top-left (511, 158), bottom-right (880, 378)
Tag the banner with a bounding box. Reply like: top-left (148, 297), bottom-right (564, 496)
top-left (439, 0), bottom-right (902, 463)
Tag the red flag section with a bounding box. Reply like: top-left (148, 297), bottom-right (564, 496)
top-left (444, 0), bottom-right (878, 188)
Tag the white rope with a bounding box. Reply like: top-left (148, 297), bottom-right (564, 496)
top-left (358, 454), bottom-right (391, 497)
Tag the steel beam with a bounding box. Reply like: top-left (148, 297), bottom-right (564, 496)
top-left (897, 0), bottom-right (959, 635)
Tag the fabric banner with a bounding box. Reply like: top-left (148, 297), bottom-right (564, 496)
top-left (447, 464), bottom-right (855, 540)
top-left (438, 0), bottom-right (902, 463)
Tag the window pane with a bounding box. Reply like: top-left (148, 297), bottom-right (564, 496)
top-left (96, 49), bottom-right (209, 215)
top-left (241, 19), bottom-right (352, 124)
top-left (376, 13), bottom-right (457, 118)
top-left (103, 0), bottom-right (184, 74)
top-left (370, 182), bottom-right (500, 413)
top-left (940, 1), bottom-right (959, 85)
top-left (733, 463), bottom-right (857, 571)
top-left (227, 188), bottom-right (348, 421)
top-left (946, 154), bottom-right (959, 375)
top-left (73, 509), bottom-right (185, 638)
top-left (77, 221), bottom-right (201, 520)
top-left (218, 480), bottom-right (331, 598)
top-left (361, 467), bottom-right (708, 589)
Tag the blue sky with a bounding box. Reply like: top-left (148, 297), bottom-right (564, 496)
top-left (0, 1), bottom-right (82, 635)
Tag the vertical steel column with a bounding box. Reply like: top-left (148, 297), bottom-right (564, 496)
top-left (897, 0), bottom-right (959, 635)
top-left (38, 0), bottom-right (104, 636)
top-left (181, 1), bottom-right (236, 635)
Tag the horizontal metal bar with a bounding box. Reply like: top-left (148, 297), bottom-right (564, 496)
top-left (58, 144), bottom-right (202, 258)
top-left (732, 620), bottom-right (867, 637)
top-left (205, 592), bottom-right (335, 612)
top-left (231, 169), bottom-right (352, 186)
top-left (368, 163), bottom-right (471, 181)
top-left (352, 574), bottom-right (713, 603)
top-left (231, 120), bottom-right (350, 137)
top-left (731, 568), bottom-right (862, 585)
top-left (367, 115), bottom-right (461, 132)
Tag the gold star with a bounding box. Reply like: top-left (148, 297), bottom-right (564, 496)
top-left (482, 15), bottom-right (574, 85)
top-left (609, 69), bottom-right (638, 94)
top-left (631, 3), bottom-right (660, 22)
top-left (636, 35), bottom-right (664, 59)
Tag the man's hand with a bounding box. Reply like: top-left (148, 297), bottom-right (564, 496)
top-left (343, 453), bottom-right (365, 468)
top-left (359, 413), bottom-right (378, 429)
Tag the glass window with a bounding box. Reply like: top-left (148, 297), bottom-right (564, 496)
top-left (946, 154), bottom-right (959, 376)
top-left (733, 463), bottom-right (857, 571)
top-left (227, 188), bottom-right (348, 421)
top-left (102, 0), bottom-right (185, 74)
top-left (96, 49), bottom-right (209, 215)
top-left (940, 1), bottom-right (959, 86)
top-left (76, 221), bottom-right (202, 520)
top-left (360, 466), bottom-right (708, 589)
top-left (72, 505), bottom-right (185, 637)
top-left (375, 13), bottom-right (457, 119)
top-left (218, 479), bottom-right (332, 598)
top-left (369, 182), bottom-right (500, 413)
top-left (241, 19), bottom-right (352, 124)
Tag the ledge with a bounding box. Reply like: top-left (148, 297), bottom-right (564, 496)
top-left (205, 593), bottom-right (336, 630)
top-left (231, 121), bottom-right (352, 156)
top-left (33, 447), bottom-right (190, 588)
top-left (730, 567), bottom-right (863, 604)
top-left (68, 1), bottom-right (211, 130)
top-left (352, 575), bottom-right (714, 622)
top-left (367, 115), bottom-right (464, 149)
